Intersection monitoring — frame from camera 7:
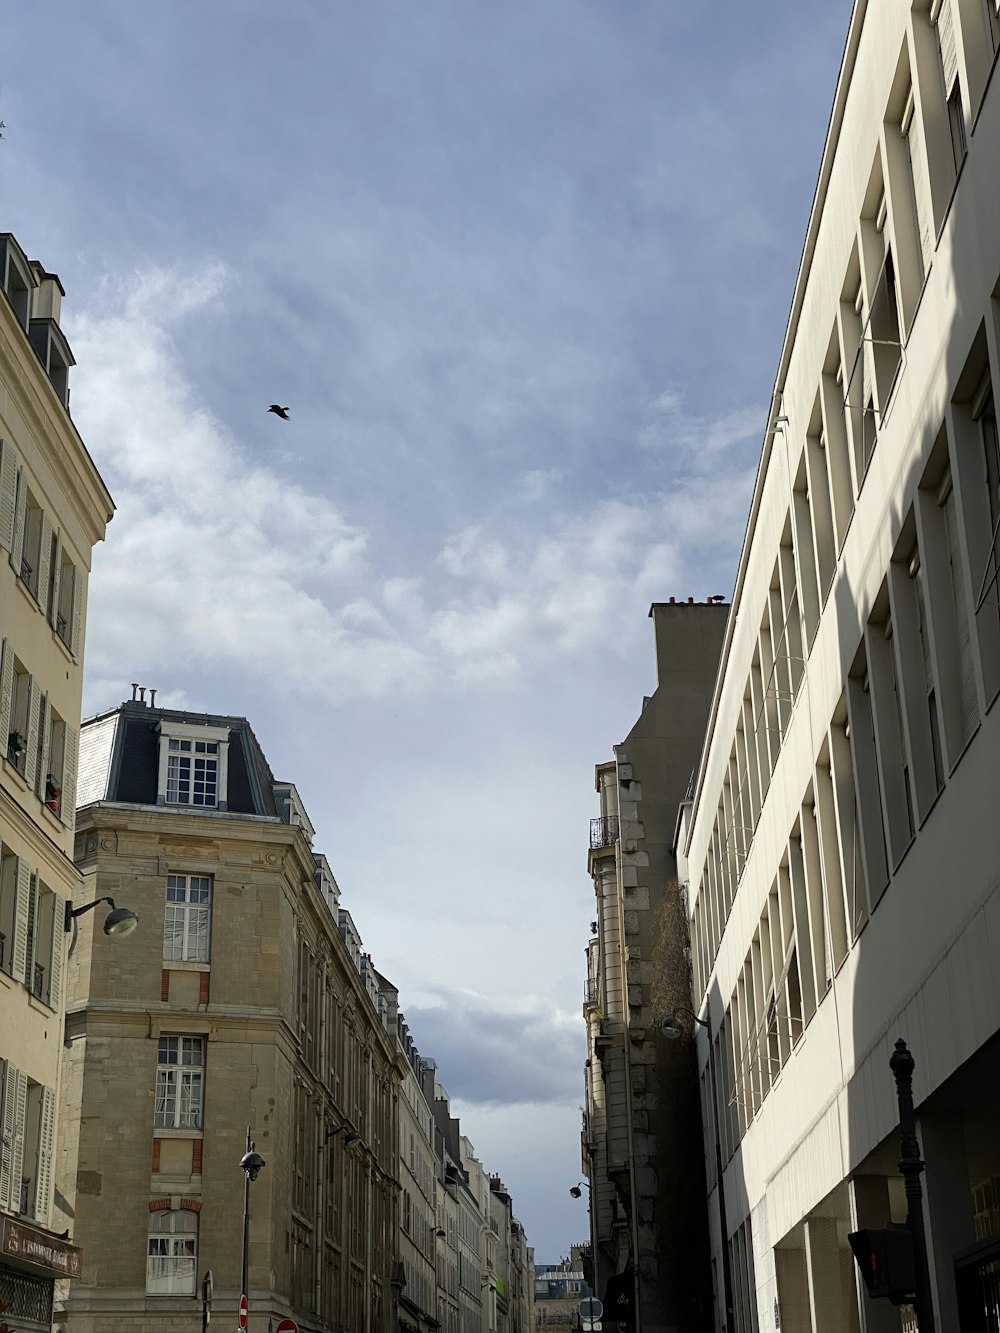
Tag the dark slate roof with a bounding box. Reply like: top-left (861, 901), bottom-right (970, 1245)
top-left (77, 701), bottom-right (279, 817)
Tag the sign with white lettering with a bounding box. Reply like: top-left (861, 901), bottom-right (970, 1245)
top-left (0, 1218), bottom-right (83, 1278)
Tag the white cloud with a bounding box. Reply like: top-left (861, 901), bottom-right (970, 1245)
top-left (69, 266), bottom-right (753, 707)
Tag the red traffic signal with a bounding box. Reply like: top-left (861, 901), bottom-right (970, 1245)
top-left (847, 1225), bottom-right (916, 1306)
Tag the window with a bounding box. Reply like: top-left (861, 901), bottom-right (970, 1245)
top-left (154, 1036), bottom-right (205, 1128)
top-left (157, 722), bottom-right (229, 810)
top-left (166, 739), bottom-right (219, 806)
top-left (52, 547), bottom-right (81, 655)
top-left (6, 655), bottom-right (32, 778)
top-left (147, 1209), bottom-right (198, 1295)
top-left (163, 874), bottom-right (212, 962)
top-left (17, 490), bottom-right (43, 600)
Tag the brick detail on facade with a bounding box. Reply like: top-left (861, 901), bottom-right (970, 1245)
top-left (148, 1197), bottom-right (171, 1212)
top-left (161, 970), bottom-right (170, 1002)
top-left (152, 1139), bottom-right (161, 1173)
top-left (199, 972), bottom-right (210, 1005)
top-left (192, 1139), bottom-right (203, 1174)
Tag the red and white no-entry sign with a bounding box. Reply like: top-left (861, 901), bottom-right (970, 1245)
top-left (275, 1320), bottom-right (298, 1333)
top-left (238, 1296), bottom-right (248, 1329)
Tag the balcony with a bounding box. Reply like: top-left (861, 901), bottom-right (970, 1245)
top-left (584, 979), bottom-right (600, 1007)
top-left (589, 815), bottom-right (619, 850)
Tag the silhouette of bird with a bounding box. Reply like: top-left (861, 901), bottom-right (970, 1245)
top-left (267, 405), bottom-right (290, 420)
top-left (57, 1230), bottom-right (70, 1240)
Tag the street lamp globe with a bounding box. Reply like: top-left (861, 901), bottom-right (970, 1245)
top-left (240, 1149), bottom-right (266, 1182)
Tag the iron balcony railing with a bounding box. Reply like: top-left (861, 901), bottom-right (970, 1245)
top-left (584, 979), bottom-right (599, 1007)
top-left (589, 815), bottom-right (619, 850)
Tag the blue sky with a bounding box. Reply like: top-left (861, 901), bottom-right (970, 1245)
top-left (3, 0), bottom-right (850, 1259)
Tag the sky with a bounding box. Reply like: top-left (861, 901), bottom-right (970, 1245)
top-left (2, 0), bottom-right (850, 1259)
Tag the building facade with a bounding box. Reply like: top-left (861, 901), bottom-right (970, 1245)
top-left (583, 600), bottom-right (727, 1333)
top-left (681, 2), bottom-right (1000, 1329)
top-left (0, 233), bottom-right (113, 1332)
top-left (55, 697), bottom-right (404, 1333)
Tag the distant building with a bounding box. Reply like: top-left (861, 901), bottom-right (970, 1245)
top-left (0, 233), bottom-right (113, 1332)
top-left (55, 697), bottom-right (402, 1333)
top-left (681, 2), bottom-right (1000, 1329)
top-left (583, 600), bottom-right (727, 1333)
top-left (532, 1254), bottom-right (589, 1327)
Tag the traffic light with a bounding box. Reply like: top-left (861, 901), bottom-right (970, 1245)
top-left (847, 1225), bottom-right (916, 1306)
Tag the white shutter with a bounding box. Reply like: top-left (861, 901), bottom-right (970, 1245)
top-left (49, 906), bottom-right (63, 1011)
top-left (61, 725), bottom-right (78, 824)
top-left (23, 678), bottom-right (41, 792)
top-left (36, 512), bottom-right (53, 618)
top-left (37, 693), bottom-right (52, 800)
top-left (944, 487), bottom-right (979, 740)
top-left (0, 1061), bottom-right (17, 1209)
top-left (9, 468), bottom-right (26, 574)
top-left (48, 532), bottom-right (62, 630)
top-left (0, 441), bottom-right (17, 552)
top-left (70, 563), bottom-right (83, 658)
top-left (936, 0), bottom-right (959, 92)
top-left (12, 857), bottom-right (31, 984)
top-left (0, 638), bottom-right (13, 744)
top-left (902, 89), bottom-right (933, 267)
top-left (32, 1085), bottom-right (56, 1224)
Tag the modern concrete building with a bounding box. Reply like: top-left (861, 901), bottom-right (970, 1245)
top-left (55, 697), bottom-right (404, 1333)
top-left (680, 2), bottom-right (1000, 1328)
top-left (582, 600), bottom-right (727, 1333)
top-left (0, 232), bottom-right (113, 1332)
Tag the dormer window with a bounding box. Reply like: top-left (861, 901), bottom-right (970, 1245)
top-left (156, 722), bottom-right (229, 810)
top-left (0, 234), bottom-right (35, 331)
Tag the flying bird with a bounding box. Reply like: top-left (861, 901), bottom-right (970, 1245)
top-left (267, 404), bottom-right (290, 420)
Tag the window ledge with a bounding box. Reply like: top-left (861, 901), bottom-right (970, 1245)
top-left (2, 756), bottom-right (30, 790)
top-left (163, 960), bottom-right (211, 973)
top-left (28, 991), bottom-right (55, 1016)
top-left (153, 1128), bottom-right (205, 1140)
top-left (14, 571), bottom-right (41, 612)
top-left (50, 625), bottom-right (76, 664)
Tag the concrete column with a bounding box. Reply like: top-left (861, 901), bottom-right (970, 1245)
top-left (919, 1113), bottom-right (976, 1333)
top-left (774, 1242), bottom-right (811, 1333)
top-left (804, 1215), bottom-right (860, 1333)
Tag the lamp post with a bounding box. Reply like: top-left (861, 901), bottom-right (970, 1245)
top-left (661, 1008), bottom-right (735, 1333)
top-left (239, 1129), bottom-right (266, 1332)
top-left (569, 1182), bottom-right (590, 1200)
top-left (890, 1039), bottom-right (937, 1333)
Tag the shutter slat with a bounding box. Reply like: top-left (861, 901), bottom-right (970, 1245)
top-left (12, 858), bottom-right (31, 984)
top-left (0, 441), bottom-right (17, 552)
top-left (49, 903), bottom-right (63, 1011)
top-left (61, 725), bottom-right (78, 824)
top-left (23, 678), bottom-right (41, 792)
top-left (10, 1070), bottom-right (28, 1213)
top-left (904, 93), bottom-right (934, 267)
top-left (9, 469), bottom-right (26, 574)
top-left (49, 532), bottom-right (62, 630)
top-left (33, 1086), bottom-right (56, 1224)
top-left (937, 0), bottom-right (959, 92)
top-left (36, 512), bottom-right (53, 619)
top-left (0, 1061), bottom-right (15, 1209)
top-left (0, 638), bottom-right (13, 745)
top-left (70, 563), bottom-right (83, 658)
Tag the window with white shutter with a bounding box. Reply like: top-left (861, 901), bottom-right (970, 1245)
top-left (0, 1061), bottom-right (28, 1213)
top-left (32, 1086), bottom-right (56, 1224)
top-left (901, 86), bottom-right (933, 274)
top-left (0, 440), bottom-right (18, 552)
top-left (12, 856), bottom-right (31, 984)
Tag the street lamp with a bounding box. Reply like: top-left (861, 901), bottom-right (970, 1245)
top-left (660, 1008), bottom-right (735, 1332)
top-left (569, 1182), bottom-right (590, 1199)
top-left (64, 896), bottom-right (139, 936)
top-left (239, 1129), bottom-right (266, 1332)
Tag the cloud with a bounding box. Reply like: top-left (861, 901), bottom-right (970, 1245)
top-left (69, 265), bottom-right (754, 708)
top-left (404, 988), bottom-right (584, 1108)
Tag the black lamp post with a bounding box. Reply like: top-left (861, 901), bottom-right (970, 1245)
top-left (890, 1039), bottom-right (937, 1332)
top-left (239, 1128), bottom-right (266, 1332)
top-left (661, 1007), bottom-right (735, 1333)
top-left (569, 1182), bottom-right (590, 1200)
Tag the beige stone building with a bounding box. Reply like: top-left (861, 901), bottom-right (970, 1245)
top-left (582, 600), bottom-right (727, 1333)
top-left (0, 232), bottom-right (113, 1333)
top-left (55, 697), bottom-right (404, 1333)
top-left (679, 1), bottom-right (1000, 1328)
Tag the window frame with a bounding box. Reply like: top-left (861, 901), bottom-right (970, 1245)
top-left (147, 1208), bottom-right (199, 1296)
top-left (163, 873), bottom-right (212, 963)
top-left (154, 1035), bottom-right (206, 1130)
top-left (156, 722), bottom-right (229, 810)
